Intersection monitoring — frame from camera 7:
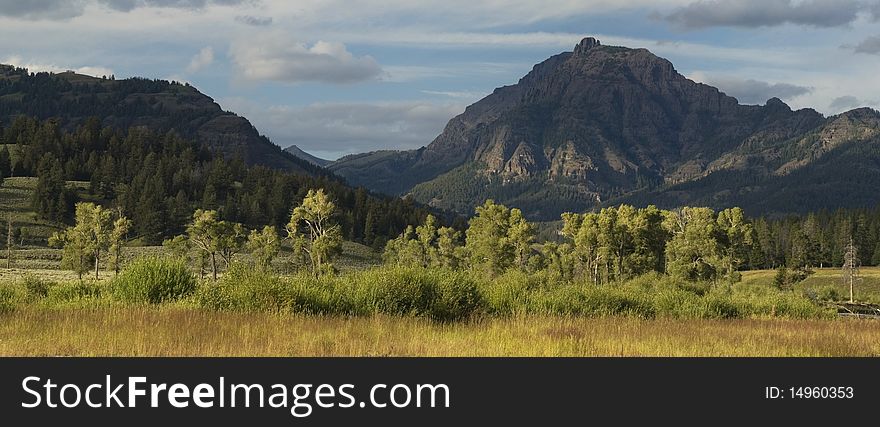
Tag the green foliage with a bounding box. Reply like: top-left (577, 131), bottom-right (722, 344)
top-left (3, 112), bottom-right (430, 246)
top-left (197, 265), bottom-right (483, 322)
top-left (356, 267), bottom-right (482, 321)
top-left (197, 262), bottom-right (294, 312)
top-left (31, 153), bottom-right (75, 223)
top-left (664, 207), bottom-right (722, 282)
top-left (383, 215), bottom-right (464, 269)
top-left (0, 145), bottom-right (10, 178)
top-left (246, 226), bottom-right (281, 269)
top-left (45, 281), bottom-right (103, 304)
top-left (48, 202), bottom-right (115, 280)
top-left (286, 189), bottom-right (342, 277)
top-left (162, 235), bottom-right (190, 259)
top-left (773, 265), bottom-right (813, 291)
top-left (111, 256), bottom-right (196, 303)
top-left (465, 200), bottom-right (534, 275)
top-left (109, 214), bottom-right (132, 275)
top-left (19, 274), bottom-right (52, 299)
top-left (0, 284), bottom-right (26, 313)
top-left (187, 209), bottom-right (244, 280)
top-left (561, 205), bottom-right (669, 284)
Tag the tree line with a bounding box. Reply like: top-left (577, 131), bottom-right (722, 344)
top-left (387, 201), bottom-right (877, 284)
top-left (28, 189), bottom-right (880, 285)
top-left (0, 116), bottom-right (433, 247)
top-left (50, 189), bottom-right (343, 280)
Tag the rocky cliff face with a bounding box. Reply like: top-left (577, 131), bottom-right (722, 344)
top-left (331, 38), bottom-right (880, 219)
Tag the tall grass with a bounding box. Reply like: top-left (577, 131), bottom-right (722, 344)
top-left (1, 308), bottom-right (877, 356)
top-left (2, 264), bottom-right (833, 320)
top-left (197, 264), bottom-right (482, 321)
top-left (110, 256), bottom-right (196, 303)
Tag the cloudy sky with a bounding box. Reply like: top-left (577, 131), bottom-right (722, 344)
top-left (3, 0), bottom-right (880, 159)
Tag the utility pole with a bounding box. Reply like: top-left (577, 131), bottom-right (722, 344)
top-left (842, 236), bottom-right (860, 303)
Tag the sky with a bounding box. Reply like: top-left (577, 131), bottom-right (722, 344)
top-left (2, 0), bottom-right (880, 160)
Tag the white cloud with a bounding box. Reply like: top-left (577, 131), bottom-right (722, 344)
top-left (0, 0), bottom-right (249, 20)
top-left (662, 0), bottom-right (865, 30)
top-left (229, 38), bottom-right (383, 84)
top-left (420, 90), bottom-right (488, 101)
top-left (2, 55), bottom-right (114, 77)
top-left (185, 46), bottom-right (214, 73)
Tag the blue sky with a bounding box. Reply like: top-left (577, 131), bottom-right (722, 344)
top-left (2, 0), bottom-right (880, 159)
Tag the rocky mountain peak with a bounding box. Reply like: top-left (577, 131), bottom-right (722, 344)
top-left (330, 39), bottom-right (880, 220)
top-left (764, 97), bottom-right (791, 112)
top-left (573, 37), bottom-right (601, 55)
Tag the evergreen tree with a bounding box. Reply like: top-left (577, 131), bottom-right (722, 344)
top-left (32, 154), bottom-right (73, 223)
top-left (0, 145), bottom-right (11, 178)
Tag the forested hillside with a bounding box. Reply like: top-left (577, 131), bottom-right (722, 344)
top-left (0, 65), bottom-right (317, 173)
top-left (0, 117), bottom-right (433, 246)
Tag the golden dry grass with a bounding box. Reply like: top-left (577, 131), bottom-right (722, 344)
top-left (1, 307), bottom-right (878, 357)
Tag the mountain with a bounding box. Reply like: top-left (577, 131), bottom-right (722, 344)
top-left (0, 65), bottom-right (320, 175)
top-left (284, 145), bottom-right (332, 167)
top-left (330, 37), bottom-right (880, 219)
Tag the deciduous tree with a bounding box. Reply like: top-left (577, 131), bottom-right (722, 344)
top-left (286, 189), bottom-right (342, 277)
top-left (246, 226), bottom-right (281, 270)
top-left (187, 209), bottom-right (244, 280)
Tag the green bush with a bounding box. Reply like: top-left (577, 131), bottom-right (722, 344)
top-left (20, 274), bottom-right (53, 300)
top-left (527, 285), bottom-right (657, 318)
top-left (111, 256), bottom-right (196, 303)
top-left (0, 284), bottom-right (27, 313)
top-left (196, 265), bottom-right (483, 321)
top-left (479, 270), bottom-right (551, 316)
top-left (349, 267), bottom-right (483, 321)
top-left (816, 286), bottom-right (840, 302)
top-left (197, 263), bottom-right (296, 312)
top-left (45, 281), bottom-right (103, 304)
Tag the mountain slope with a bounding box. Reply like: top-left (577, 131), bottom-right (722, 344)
top-left (331, 37), bottom-right (879, 219)
top-left (284, 144), bottom-right (331, 167)
top-left (0, 65), bottom-right (320, 175)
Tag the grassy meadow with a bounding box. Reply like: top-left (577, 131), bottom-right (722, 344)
top-left (2, 257), bottom-right (878, 356)
top-left (3, 176), bottom-right (880, 357)
top-left (3, 307), bottom-right (879, 357)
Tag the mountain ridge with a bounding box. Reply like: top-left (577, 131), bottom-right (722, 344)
top-left (330, 37), bottom-right (880, 219)
top-left (0, 64), bottom-right (321, 176)
top-left (284, 144), bottom-right (332, 167)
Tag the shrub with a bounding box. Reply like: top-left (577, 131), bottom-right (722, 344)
top-left (700, 293), bottom-right (741, 319)
top-left (816, 286), bottom-right (840, 302)
top-left (530, 285), bottom-right (657, 318)
top-left (20, 274), bottom-right (53, 300)
top-left (45, 281), bottom-right (103, 304)
top-left (0, 287), bottom-right (15, 313)
top-left (197, 263), bottom-right (294, 312)
top-left (0, 284), bottom-right (27, 313)
top-left (353, 267), bottom-right (483, 321)
top-left (111, 256), bottom-right (196, 303)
